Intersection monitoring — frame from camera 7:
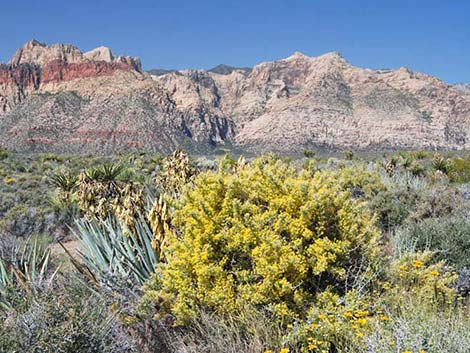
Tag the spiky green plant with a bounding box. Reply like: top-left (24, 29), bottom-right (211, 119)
top-left (0, 236), bottom-right (57, 311)
top-left (99, 163), bottom-right (125, 182)
top-left (84, 166), bottom-right (105, 181)
top-left (432, 152), bottom-right (452, 175)
top-left (72, 215), bottom-right (158, 286)
top-left (50, 171), bottom-right (79, 193)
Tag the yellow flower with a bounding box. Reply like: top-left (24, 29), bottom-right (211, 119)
top-left (3, 176), bottom-right (16, 184)
top-left (343, 311), bottom-right (353, 318)
top-left (287, 324), bottom-right (293, 329)
top-left (264, 351), bottom-right (273, 353)
top-left (419, 350), bottom-right (426, 353)
top-left (280, 349), bottom-right (289, 353)
top-left (430, 270), bottom-right (439, 276)
top-left (356, 318), bottom-right (367, 325)
top-left (412, 260), bottom-right (424, 268)
top-left (355, 332), bottom-right (364, 338)
top-left (402, 351), bottom-right (412, 353)
top-left (380, 315), bottom-right (390, 321)
top-left (308, 343), bottom-right (317, 350)
top-left (399, 264), bottom-right (408, 271)
top-left (354, 310), bottom-right (369, 317)
top-left (318, 314), bottom-right (327, 320)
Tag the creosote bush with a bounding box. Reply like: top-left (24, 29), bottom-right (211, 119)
top-left (143, 156), bottom-right (381, 324)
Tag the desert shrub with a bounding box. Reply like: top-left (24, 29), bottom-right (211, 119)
top-left (143, 156), bottom-right (381, 324)
top-left (303, 149), bottom-right (316, 159)
top-left (369, 186), bottom-right (420, 231)
top-left (370, 174), bottom-right (460, 232)
top-left (450, 156), bottom-right (470, 183)
top-left (394, 216), bottom-right (470, 269)
top-left (408, 184), bottom-right (463, 221)
top-left (168, 307), bottom-right (287, 353)
top-left (363, 300), bottom-right (470, 353)
top-left (289, 251), bottom-right (456, 353)
top-left (320, 166), bottom-right (433, 232)
top-left (290, 290), bottom-right (380, 352)
top-left (0, 276), bottom-right (137, 353)
top-left (0, 233), bottom-right (137, 352)
top-left (321, 165), bottom-right (386, 200)
top-left (381, 252), bottom-right (456, 307)
top-left (0, 149), bottom-right (8, 160)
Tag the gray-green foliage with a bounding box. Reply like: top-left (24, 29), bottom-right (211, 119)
top-left (73, 216), bottom-right (159, 286)
top-left (0, 276), bottom-right (137, 353)
top-left (0, 236), bottom-right (57, 311)
top-left (364, 302), bottom-right (470, 353)
top-left (393, 215), bottom-right (470, 269)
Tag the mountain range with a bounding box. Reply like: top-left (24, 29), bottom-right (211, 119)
top-left (1, 40), bottom-right (470, 154)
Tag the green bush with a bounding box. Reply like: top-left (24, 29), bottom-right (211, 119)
top-left (369, 186), bottom-right (420, 232)
top-left (364, 300), bottom-right (470, 353)
top-left (450, 156), bottom-right (470, 183)
top-left (0, 276), bottom-right (136, 353)
top-left (394, 216), bottom-right (470, 269)
top-left (143, 157), bottom-right (380, 324)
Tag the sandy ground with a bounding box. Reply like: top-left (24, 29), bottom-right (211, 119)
top-left (49, 240), bottom-right (81, 257)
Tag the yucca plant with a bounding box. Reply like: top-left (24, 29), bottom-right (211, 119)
top-left (155, 150), bottom-right (197, 197)
top-left (50, 171), bottom-right (79, 193)
top-left (84, 166), bottom-right (105, 181)
top-left (100, 163), bottom-right (125, 182)
top-left (432, 152), bottom-right (452, 175)
top-left (84, 163), bottom-right (124, 182)
top-left (148, 193), bottom-right (173, 258)
top-left (0, 236), bottom-right (57, 311)
top-left (72, 215), bottom-right (158, 286)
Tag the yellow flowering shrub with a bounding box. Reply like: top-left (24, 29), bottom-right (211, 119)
top-left (289, 252), bottom-right (457, 352)
top-left (3, 176), bottom-right (16, 184)
top-left (319, 165), bottom-right (386, 200)
top-left (289, 290), bottom-right (388, 352)
top-left (383, 251), bottom-right (457, 307)
top-left (143, 156), bottom-right (380, 324)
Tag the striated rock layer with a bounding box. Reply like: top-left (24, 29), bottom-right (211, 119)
top-left (1, 40), bottom-right (470, 154)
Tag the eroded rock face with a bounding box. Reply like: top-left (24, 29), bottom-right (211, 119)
top-left (1, 41), bottom-right (470, 154)
top-left (0, 40), bottom-right (142, 112)
top-left (226, 52), bottom-right (470, 151)
top-left (455, 84), bottom-right (470, 95)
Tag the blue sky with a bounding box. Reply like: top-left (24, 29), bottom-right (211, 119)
top-left (0, 0), bottom-right (469, 83)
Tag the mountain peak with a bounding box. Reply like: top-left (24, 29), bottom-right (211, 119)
top-left (5, 40), bottom-right (141, 72)
top-left (23, 39), bottom-right (47, 49)
top-left (8, 40), bottom-right (83, 66)
top-left (321, 51), bottom-right (344, 59)
top-left (208, 64), bottom-right (252, 75)
top-left (283, 51), bottom-right (346, 64)
top-left (285, 51), bottom-right (308, 61)
top-left (84, 46), bottom-right (115, 63)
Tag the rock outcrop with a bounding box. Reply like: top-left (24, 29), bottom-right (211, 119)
top-left (1, 40), bottom-right (470, 154)
top-left (455, 84), bottom-right (470, 95)
top-left (0, 40), bottom-right (141, 113)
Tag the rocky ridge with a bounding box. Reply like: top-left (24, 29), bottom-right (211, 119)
top-left (1, 40), bottom-right (470, 153)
